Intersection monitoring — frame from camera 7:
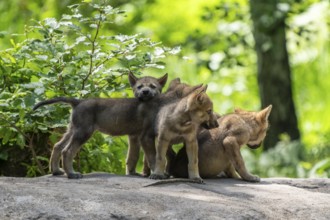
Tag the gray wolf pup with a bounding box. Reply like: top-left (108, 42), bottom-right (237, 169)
top-left (150, 85), bottom-right (218, 183)
top-left (33, 73), bottom-right (167, 179)
top-left (171, 105), bottom-right (272, 182)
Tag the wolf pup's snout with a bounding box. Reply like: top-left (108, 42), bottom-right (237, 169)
top-left (247, 143), bottom-right (262, 149)
top-left (143, 90), bottom-right (149, 95)
top-left (201, 112), bottom-right (219, 129)
top-left (209, 118), bottom-right (219, 129)
top-left (136, 87), bottom-right (156, 101)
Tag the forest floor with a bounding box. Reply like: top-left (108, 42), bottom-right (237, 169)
top-left (0, 173), bottom-right (329, 220)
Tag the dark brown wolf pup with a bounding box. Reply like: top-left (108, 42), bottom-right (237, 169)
top-left (33, 73), bottom-right (168, 179)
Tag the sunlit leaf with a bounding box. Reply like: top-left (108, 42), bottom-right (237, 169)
top-left (75, 36), bottom-right (87, 44)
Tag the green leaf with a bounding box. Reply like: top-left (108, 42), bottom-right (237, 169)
top-left (62, 14), bottom-right (72, 20)
top-left (2, 129), bottom-right (12, 145)
top-left (30, 75), bottom-right (39, 82)
top-left (0, 31), bottom-right (7, 38)
top-left (75, 36), bottom-right (87, 44)
top-left (68, 4), bottom-right (80, 9)
top-left (19, 108), bottom-right (25, 120)
top-left (0, 152), bottom-right (9, 161)
top-left (309, 158), bottom-right (330, 177)
top-left (37, 125), bottom-right (48, 131)
top-left (17, 134), bottom-right (26, 148)
top-left (44, 18), bottom-right (59, 29)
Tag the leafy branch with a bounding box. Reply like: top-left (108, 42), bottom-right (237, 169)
top-left (0, 113), bottom-right (46, 175)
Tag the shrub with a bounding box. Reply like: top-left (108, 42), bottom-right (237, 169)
top-left (0, 1), bottom-right (179, 176)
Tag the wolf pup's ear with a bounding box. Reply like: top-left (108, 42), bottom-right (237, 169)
top-left (195, 84), bottom-right (207, 95)
top-left (185, 85), bottom-right (204, 111)
top-left (234, 107), bottom-right (246, 114)
top-left (167, 77), bottom-right (181, 92)
top-left (258, 105), bottom-right (272, 121)
top-left (168, 78), bottom-right (181, 87)
top-left (128, 72), bottom-right (138, 87)
top-left (181, 83), bottom-right (203, 97)
top-left (157, 73), bottom-right (168, 88)
top-left (196, 85), bottom-right (208, 104)
top-left (200, 84), bottom-right (208, 93)
top-left (191, 84), bottom-right (203, 92)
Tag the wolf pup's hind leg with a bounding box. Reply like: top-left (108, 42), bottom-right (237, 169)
top-left (126, 135), bottom-right (141, 175)
top-left (62, 128), bottom-right (93, 179)
top-left (50, 128), bottom-right (73, 176)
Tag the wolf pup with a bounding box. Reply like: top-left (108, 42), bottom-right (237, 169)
top-left (171, 105), bottom-right (272, 182)
top-left (33, 73), bottom-right (167, 179)
top-left (125, 78), bottom-right (204, 176)
top-left (125, 73), bottom-right (168, 176)
top-left (126, 77), bottom-right (178, 176)
top-left (150, 85), bottom-right (218, 183)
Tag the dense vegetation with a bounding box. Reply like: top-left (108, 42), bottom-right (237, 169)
top-left (0, 0), bottom-right (329, 178)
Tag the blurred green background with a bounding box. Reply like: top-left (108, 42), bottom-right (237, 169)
top-left (0, 0), bottom-right (329, 178)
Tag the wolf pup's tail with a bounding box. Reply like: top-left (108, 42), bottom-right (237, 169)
top-left (33, 97), bottom-right (80, 110)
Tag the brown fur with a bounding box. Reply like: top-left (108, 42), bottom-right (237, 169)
top-left (150, 85), bottom-right (218, 183)
top-left (171, 105), bottom-right (272, 182)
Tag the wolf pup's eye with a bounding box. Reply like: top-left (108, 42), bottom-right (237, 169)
top-left (137, 85), bottom-right (143, 90)
top-left (149, 84), bottom-right (157, 89)
top-left (207, 109), bottom-right (212, 115)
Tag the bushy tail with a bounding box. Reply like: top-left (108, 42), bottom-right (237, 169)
top-left (33, 97), bottom-right (80, 110)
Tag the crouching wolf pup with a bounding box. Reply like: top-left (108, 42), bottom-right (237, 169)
top-left (33, 73), bottom-right (168, 179)
top-left (171, 105), bottom-right (272, 182)
top-left (150, 85), bottom-right (218, 183)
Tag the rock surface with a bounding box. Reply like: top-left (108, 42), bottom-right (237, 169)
top-left (0, 173), bottom-right (329, 220)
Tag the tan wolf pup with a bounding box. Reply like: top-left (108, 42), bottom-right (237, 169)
top-left (33, 73), bottom-right (168, 179)
top-left (171, 105), bottom-right (272, 182)
top-left (150, 85), bottom-right (218, 183)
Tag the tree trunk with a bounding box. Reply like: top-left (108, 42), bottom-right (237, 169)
top-left (249, 0), bottom-right (300, 150)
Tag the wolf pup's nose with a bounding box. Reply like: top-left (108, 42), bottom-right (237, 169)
top-left (143, 90), bottom-right (150, 95)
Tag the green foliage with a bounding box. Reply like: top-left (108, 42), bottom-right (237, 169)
top-left (0, 0), bottom-right (329, 178)
top-left (78, 133), bottom-right (127, 174)
top-left (0, 1), bottom-right (178, 176)
top-left (243, 139), bottom-right (330, 178)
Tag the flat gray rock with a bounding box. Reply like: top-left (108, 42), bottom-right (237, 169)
top-left (0, 173), bottom-right (329, 219)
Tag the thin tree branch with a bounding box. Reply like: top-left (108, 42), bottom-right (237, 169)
top-left (81, 8), bottom-right (103, 93)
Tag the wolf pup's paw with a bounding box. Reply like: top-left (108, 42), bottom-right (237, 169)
top-left (142, 168), bottom-right (151, 177)
top-left (52, 169), bottom-right (65, 176)
top-left (191, 177), bottom-right (204, 184)
top-left (245, 175), bottom-right (260, 183)
top-left (149, 174), bottom-right (168, 180)
top-left (67, 172), bottom-right (83, 179)
top-left (127, 171), bottom-right (143, 177)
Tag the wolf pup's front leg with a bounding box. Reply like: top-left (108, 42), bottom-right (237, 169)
top-left (185, 137), bottom-right (203, 183)
top-left (223, 136), bottom-right (260, 182)
top-left (149, 136), bottom-right (170, 180)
